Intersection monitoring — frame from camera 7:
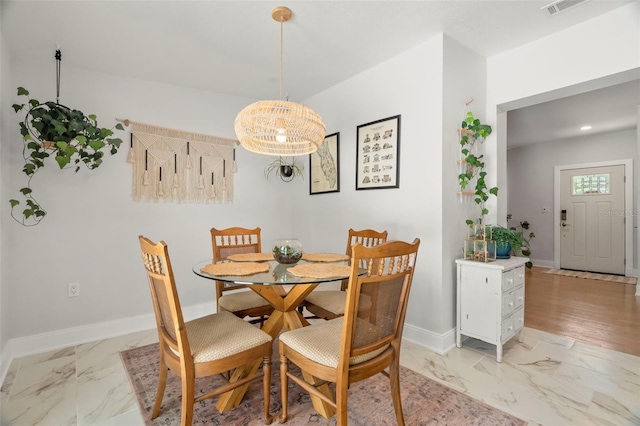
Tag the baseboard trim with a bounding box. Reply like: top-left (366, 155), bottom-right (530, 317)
top-left (402, 323), bottom-right (456, 355)
top-left (0, 304), bottom-right (460, 387)
top-left (0, 302), bottom-right (215, 387)
top-left (531, 259), bottom-right (554, 269)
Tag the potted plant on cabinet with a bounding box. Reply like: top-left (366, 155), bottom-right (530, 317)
top-left (491, 225), bottom-right (524, 259)
top-left (9, 86), bottom-right (124, 226)
top-left (458, 105), bottom-right (502, 263)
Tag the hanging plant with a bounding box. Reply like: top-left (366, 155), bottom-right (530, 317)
top-left (9, 50), bottom-right (123, 226)
top-left (458, 110), bottom-right (498, 225)
top-left (264, 156), bottom-right (303, 182)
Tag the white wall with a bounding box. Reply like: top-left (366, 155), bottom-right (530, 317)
top-left (0, 9), bottom-right (8, 367)
top-left (3, 34), bottom-right (467, 356)
top-left (3, 56), bottom-right (302, 339)
top-left (487, 2), bottom-right (640, 235)
top-left (441, 36), bottom-right (487, 333)
top-left (299, 36), bottom-right (455, 348)
top-left (507, 129), bottom-right (637, 266)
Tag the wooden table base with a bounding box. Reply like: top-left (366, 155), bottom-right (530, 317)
top-left (215, 283), bottom-right (336, 418)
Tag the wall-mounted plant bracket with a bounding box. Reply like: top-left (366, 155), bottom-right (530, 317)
top-left (457, 101), bottom-right (497, 225)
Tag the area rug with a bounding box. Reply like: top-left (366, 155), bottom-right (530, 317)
top-left (121, 343), bottom-right (525, 426)
top-left (542, 268), bottom-right (637, 285)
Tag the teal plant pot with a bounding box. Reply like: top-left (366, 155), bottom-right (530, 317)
top-left (496, 242), bottom-right (511, 259)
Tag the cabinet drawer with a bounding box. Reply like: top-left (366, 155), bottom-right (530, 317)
top-left (515, 286), bottom-right (525, 309)
top-left (513, 308), bottom-right (524, 332)
top-left (502, 269), bottom-right (515, 291)
top-left (501, 315), bottom-right (515, 341)
top-left (514, 266), bottom-right (525, 288)
top-left (502, 292), bottom-right (515, 317)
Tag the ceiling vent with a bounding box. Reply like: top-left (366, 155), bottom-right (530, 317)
top-left (542, 0), bottom-right (589, 17)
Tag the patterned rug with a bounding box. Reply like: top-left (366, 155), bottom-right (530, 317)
top-left (121, 343), bottom-right (525, 425)
top-left (542, 268), bottom-right (637, 285)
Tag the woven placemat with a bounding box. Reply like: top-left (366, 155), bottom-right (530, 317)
top-left (288, 264), bottom-right (351, 279)
top-left (200, 262), bottom-right (269, 276)
top-left (227, 253), bottom-right (275, 262)
top-left (301, 253), bottom-right (350, 262)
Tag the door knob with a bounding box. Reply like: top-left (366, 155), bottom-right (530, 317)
top-left (561, 222), bottom-right (571, 227)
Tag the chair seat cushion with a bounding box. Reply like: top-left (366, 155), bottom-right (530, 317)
top-left (279, 318), bottom-right (387, 368)
top-left (185, 311), bottom-right (272, 363)
top-left (218, 289), bottom-right (271, 312)
top-left (304, 291), bottom-right (371, 316)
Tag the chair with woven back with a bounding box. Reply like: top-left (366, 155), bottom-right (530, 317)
top-left (279, 238), bottom-right (421, 425)
top-left (210, 226), bottom-right (274, 324)
top-left (138, 235), bottom-right (273, 426)
top-left (301, 228), bottom-right (388, 320)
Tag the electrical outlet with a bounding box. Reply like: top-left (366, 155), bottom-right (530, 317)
top-left (68, 282), bottom-right (80, 297)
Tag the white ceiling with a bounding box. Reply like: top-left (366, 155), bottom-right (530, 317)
top-left (1, 0), bottom-right (637, 145)
top-left (507, 79), bottom-right (640, 148)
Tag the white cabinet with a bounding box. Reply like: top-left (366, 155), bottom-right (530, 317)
top-left (455, 257), bottom-right (528, 362)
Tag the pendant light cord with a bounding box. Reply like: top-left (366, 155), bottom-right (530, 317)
top-left (279, 18), bottom-right (284, 100)
top-left (55, 49), bottom-right (62, 104)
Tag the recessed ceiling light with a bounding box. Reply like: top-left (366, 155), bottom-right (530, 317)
top-left (580, 125), bottom-right (592, 131)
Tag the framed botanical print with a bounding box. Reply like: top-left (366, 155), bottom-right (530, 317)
top-left (309, 132), bottom-right (340, 195)
top-left (356, 115), bottom-right (400, 190)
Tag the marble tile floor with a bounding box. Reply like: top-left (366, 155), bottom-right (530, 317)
top-left (1, 326), bottom-right (638, 425)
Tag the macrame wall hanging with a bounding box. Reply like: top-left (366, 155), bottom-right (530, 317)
top-left (123, 120), bottom-right (238, 203)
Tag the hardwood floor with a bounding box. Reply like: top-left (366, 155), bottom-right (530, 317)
top-left (525, 266), bottom-right (640, 357)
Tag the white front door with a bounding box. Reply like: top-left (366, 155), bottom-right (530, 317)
top-left (559, 165), bottom-right (625, 274)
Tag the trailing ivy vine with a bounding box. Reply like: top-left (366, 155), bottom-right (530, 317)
top-left (9, 87), bottom-right (124, 226)
top-left (458, 111), bottom-right (498, 225)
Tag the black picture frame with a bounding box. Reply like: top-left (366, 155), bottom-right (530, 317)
top-left (309, 132), bottom-right (340, 195)
top-left (356, 115), bottom-right (400, 190)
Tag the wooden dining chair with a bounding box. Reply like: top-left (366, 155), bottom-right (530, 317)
top-left (279, 238), bottom-right (420, 425)
top-left (138, 236), bottom-right (273, 426)
top-left (211, 226), bottom-right (274, 324)
top-left (301, 228), bottom-right (388, 320)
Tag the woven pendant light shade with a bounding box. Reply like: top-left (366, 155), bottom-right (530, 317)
top-left (235, 100), bottom-right (326, 156)
top-left (235, 6), bottom-right (326, 156)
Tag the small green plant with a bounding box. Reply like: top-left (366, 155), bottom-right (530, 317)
top-left (273, 240), bottom-right (303, 264)
top-left (265, 156), bottom-right (303, 182)
top-left (9, 87), bottom-right (124, 226)
top-left (507, 214), bottom-right (535, 268)
top-left (491, 226), bottom-right (524, 254)
top-left (459, 111), bottom-right (498, 225)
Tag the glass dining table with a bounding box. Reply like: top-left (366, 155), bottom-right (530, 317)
top-left (193, 257), bottom-right (357, 417)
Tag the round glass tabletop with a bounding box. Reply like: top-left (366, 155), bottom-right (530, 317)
top-left (192, 259), bottom-right (354, 285)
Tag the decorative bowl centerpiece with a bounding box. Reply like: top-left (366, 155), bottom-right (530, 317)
top-left (273, 239), bottom-right (303, 264)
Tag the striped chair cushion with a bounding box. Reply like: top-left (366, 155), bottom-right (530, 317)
top-left (280, 318), bottom-right (387, 368)
top-left (181, 311), bottom-right (272, 363)
top-left (218, 290), bottom-right (270, 311)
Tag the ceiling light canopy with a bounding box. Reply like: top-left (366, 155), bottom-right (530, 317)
top-left (235, 6), bottom-right (326, 156)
